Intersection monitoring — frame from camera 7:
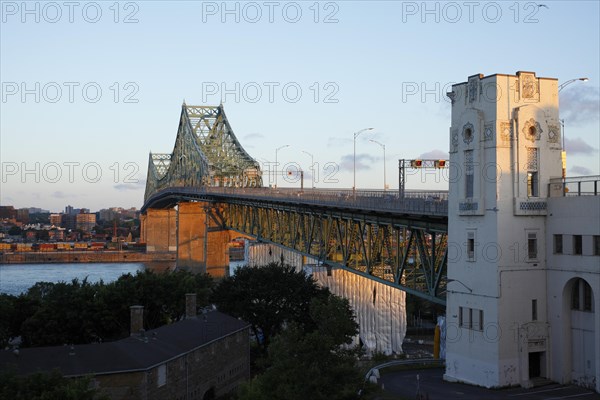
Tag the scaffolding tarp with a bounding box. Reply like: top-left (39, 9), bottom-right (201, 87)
top-left (241, 242), bottom-right (407, 355)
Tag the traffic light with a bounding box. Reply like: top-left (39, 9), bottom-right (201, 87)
top-left (411, 159), bottom-right (423, 168)
top-left (435, 160), bottom-right (446, 168)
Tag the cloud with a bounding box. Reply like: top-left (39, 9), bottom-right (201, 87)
top-left (419, 149), bottom-right (449, 159)
top-left (569, 165), bottom-right (592, 176)
top-left (243, 132), bottom-right (264, 140)
top-left (327, 136), bottom-right (351, 147)
top-left (49, 191), bottom-right (74, 199)
top-left (565, 137), bottom-right (598, 155)
top-left (560, 85), bottom-right (600, 126)
top-left (114, 179), bottom-right (146, 191)
top-left (339, 153), bottom-right (379, 171)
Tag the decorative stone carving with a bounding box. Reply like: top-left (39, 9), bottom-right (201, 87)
top-left (522, 118), bottom-right (542, 142)
top-left (468, 79), bottom-right (478, 103)
top-left (450, 129), bottom-right (459, 152)
top-left (521, 74), bottom-right (538, 99)
top-left (547, 124), bottom-right (560, 144)
top-left (500, 122), bottom-right (512, 142)
top-left (483, 123), bottom-right (494, 141)
top-left (462, 122), bottom-right (474, 145)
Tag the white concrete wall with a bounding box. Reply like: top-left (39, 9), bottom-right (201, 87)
top-left (446, 71), bottom-right (562, 388)
top-left (546, 196), bottom-right (600, 393)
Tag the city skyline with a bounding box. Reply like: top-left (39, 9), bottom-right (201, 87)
top-left (2, 1), bottom-right (599, 211)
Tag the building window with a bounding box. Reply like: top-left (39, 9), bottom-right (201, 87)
top-left (465, 150), bottom-right (474, 198)
top-left (157, 364), bottom-right (167, 387)
top-left (527, 172), bottom-right (539, 197)
top-left (532, 299), bottom-right (537, 321)
top-left (572, 279), bottom-right (594, 312)
top-left (467, 230), bottom-right (475, 261)
top-left (573, 235), bottom-right (582, 255)
top-left (527, 232), bottom-right (538, 260)
top-left (554, 234), bottom-right (563, 254)
top-left (527, 148), bottom-right (539, 197)
top-left (593, 235), bottom-right (600, 256)
top-left (459, 307), bottom-right (483, 331)
top-left (468, 308), bottom-right (473, 329)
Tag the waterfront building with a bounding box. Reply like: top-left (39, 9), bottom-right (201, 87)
top-left (444, 71), bottom-right (599, 392)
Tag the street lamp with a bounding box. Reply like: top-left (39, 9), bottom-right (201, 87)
top-left (558, 77), bottom-right (588, 92)
top-left (275, 145), bottom-right (290, 188)
top-left (369, 139), bottom-right (386, 191)
top-left (353, 127), bottom-right (374, 192)
top-left (447, 278), bottom-right (473, 293)
top-left (558, 78), bottom-right (588, 191)
top-left (302, 150), bottom-right (315, 188)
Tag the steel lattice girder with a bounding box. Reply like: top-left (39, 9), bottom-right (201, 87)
top-left (222, 201), bottom-right (448, 304)
top-left (144, 104), bottom-right (262, 203)
top-left (186, 105), bottom-right (262, 188)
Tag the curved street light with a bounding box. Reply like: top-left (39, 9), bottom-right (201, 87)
top-left (275, 145), bottom-right (290, 188)
top-left (558, 78), bottom-right (589, 188)
top-left (369, 139), bottom-right (386, 191)
top-left (558, 77), bottom-right (588, 92)
top-left (353, 127), bottom-right (374, 192)
top-left (302, 150), bottom-right (315, 188)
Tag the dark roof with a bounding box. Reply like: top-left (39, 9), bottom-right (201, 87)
top-left (0, 311), bottom-right (249, 377)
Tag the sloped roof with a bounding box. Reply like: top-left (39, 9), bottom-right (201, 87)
top-left (0, 311), bottom-right (249, 377)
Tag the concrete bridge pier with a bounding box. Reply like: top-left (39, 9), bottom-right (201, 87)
top-left (177, 202), bottom-right (230, 278)
top-left (141, 208), bottom-right (177, 252)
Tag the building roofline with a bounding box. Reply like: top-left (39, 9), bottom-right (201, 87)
top-left (452, 71), bottom-right (558, 87)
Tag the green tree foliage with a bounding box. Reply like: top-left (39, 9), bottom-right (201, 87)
top-left (0, 369), bottom-right (108, 400)
top-left (209, 263), bottom-right (327, 350)
top-left (239, 296), bottom-right (362, 400)
top-left (5, 270), bottom-right (213, 347)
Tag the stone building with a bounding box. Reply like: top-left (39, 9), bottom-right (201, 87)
top-left (444, 71), bottom-right (599, 392)
top-left (0, 294), bottom-right (250, 399)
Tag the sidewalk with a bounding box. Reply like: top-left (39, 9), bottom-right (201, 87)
top-left (378, 368), bottom-right (600, 400)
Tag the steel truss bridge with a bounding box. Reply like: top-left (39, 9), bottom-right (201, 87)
top-left (144, 104), bottom-right (450, 305)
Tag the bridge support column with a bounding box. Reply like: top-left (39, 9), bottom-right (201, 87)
top-left (177, 202), bottom-right (230, 277)
top-left (142, 208), bottom-right (177, 252)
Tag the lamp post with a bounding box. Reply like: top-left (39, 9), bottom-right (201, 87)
top-left (353, 127), bottom-right (374, 192)
top-left (558, 78), bottom-right (588, 193)
top-left (369, 139), bottom-right (386, 191)
top-left (302, 150), bottom-right (315, 188)
top-left (558, 77), bottom-right (588, 92)
top-left (275, 144), bottom-right (290, 188)
top-left (447, 278), bottom-right (473, 293)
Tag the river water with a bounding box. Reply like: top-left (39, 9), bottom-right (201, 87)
top-left (0, 262), bottom-right (176, 296)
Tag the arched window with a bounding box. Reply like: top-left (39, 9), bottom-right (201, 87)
top-left (571, 278), bottom-right (594, 312)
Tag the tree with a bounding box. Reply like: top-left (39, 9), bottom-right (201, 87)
top-left (15, 270), bottom-right (214, 347)
top-left (209, 263), bottom-right (327, 351)
top-left (0, 369), bottom-right (108, 400)
top-left (238, 295), bottom-right (362, 400)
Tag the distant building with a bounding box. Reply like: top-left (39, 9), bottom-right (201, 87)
top-left (76, 213), bottom-right (96, 232)
top-left (27, 207), bottom-right (49, 214)
top-left (65, 205), bottom-right (74, 215)
top-left (49, 213), bottom-right (62, 227)
top-left (0, 206), bottom-right (16, 219)
top-left (1, 294), bottom-right (250, 400)
top-left (15, 209), bottom-right (29, 224)
top-left (444, 71), bottom-right (599, 393)
top-left (61, 214), bottom-right (76, 230)
top-left (48, 228), bottom-right (65, 241)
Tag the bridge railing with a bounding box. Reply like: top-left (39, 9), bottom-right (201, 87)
top-left (165, 187), bottom-right (448, 216)
top-left (548, 176), bottom-right (600, 197)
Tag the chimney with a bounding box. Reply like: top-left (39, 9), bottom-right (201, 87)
top-left (185, 293), bottom-right (197, 319)
top-left (130, 305), bottom-right (144, 336)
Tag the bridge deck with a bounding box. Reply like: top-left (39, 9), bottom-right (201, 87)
top-left (142, 187), bottom-right (449, 218)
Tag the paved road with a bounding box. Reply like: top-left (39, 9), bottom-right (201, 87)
top-left (379, 368), bottom-right (600, 400)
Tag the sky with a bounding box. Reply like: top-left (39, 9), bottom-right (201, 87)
top-left (1, 0), bottom-right (599, 212)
